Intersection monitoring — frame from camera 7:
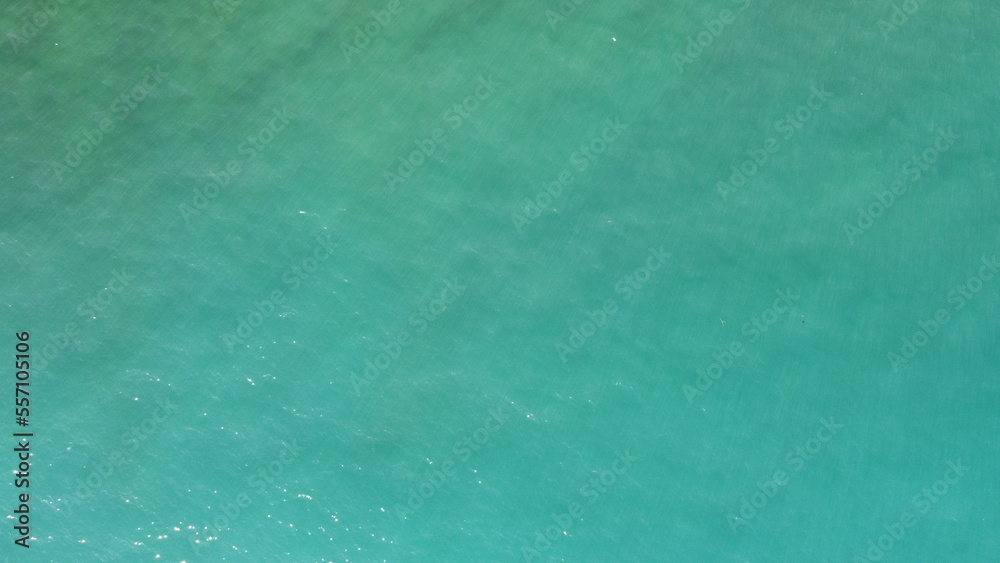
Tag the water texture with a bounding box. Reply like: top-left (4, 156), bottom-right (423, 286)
top-left (1, 0), bottom-right (997, 561)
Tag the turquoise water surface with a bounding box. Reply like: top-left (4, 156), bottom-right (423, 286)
top-left (2, 1), bottom-right (998, 561)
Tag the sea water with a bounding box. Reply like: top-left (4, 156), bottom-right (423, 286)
top-left (1, 0), bottom-right (997, 561)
